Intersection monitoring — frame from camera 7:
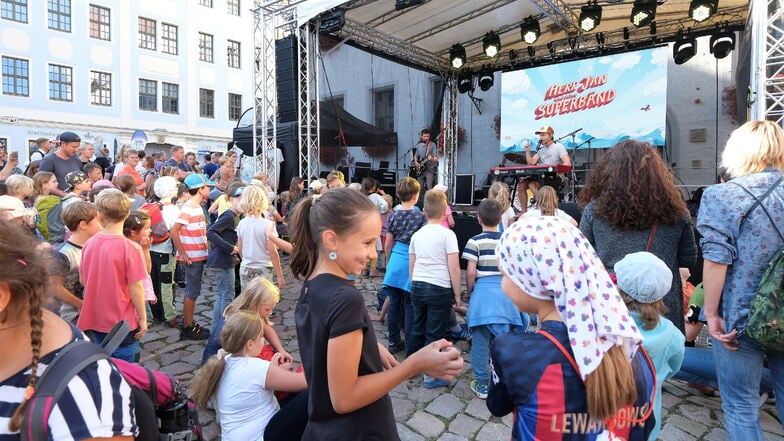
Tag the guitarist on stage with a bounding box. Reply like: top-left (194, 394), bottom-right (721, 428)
top-left (411, 128), bottom-right (438, 191)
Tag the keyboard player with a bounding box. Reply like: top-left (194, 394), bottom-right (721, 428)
top-left (518, 126), bottom-right (571, 212)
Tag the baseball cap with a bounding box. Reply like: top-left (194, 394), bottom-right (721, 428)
top-left (58, 131), bottom-right (81, 143)
top-left (433, 184), bottom-right (448, 192)
top-left (309, 180), bottom-right (324, 191)
top-left (535, 126), bottom-right (555, 135)
top-left (614, 252), bottom-right (673, 304)
top-left (184, 173), bottom-right (216, 189)
top-left (0, 195), bottom-right (31, 219)
top-left (65, 171), bottom-right (89, 189)
top-left (154, 176), bottom-right (179, 199)
top-left (231, 186), bottom-right (245, 197)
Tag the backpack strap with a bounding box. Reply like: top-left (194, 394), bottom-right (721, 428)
top-left (22, 341), bottom-right (109, 441)
top-left (730, 176), bottom-right (784, 243)
top-left (101, 321), bottom-right (131, 355)
top-left (537, 329), bottom-right (581, 374)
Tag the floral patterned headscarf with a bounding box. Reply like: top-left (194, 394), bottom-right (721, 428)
top-left (496, 216), bottom-right (643, 380)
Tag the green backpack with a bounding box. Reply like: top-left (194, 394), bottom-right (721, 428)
top-left (35, 194), bottom-right (76, 242)
top-left (732, 177), bottom-right (784, 352)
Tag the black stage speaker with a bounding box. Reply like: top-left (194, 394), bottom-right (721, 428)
top-left (454, 174), bottom-right (474, 205)
top-left (453, 213), bottom-right (482, 270)
top-left (276, 36), bottom-right (297, 123)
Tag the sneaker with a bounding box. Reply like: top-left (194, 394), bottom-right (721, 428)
top-left (760, 392), bottom-right (769, 408)
top-left (687, 382), bottom-right (716, 396)
top-left (423, 378), bottom-right (450, 389)
top-left (450, 327), bottom-right (472, 341)
top-left (180, 322), bottom-right (210, 340)
top-left (470, 380), bottom-right (489, 399)
top-left (387, 341), bottom-right (405, 353)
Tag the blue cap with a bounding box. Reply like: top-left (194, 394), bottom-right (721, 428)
top-left (183, 174), bottom-right (216, 189)
top-left (614, 252), bottom-right (673, 304)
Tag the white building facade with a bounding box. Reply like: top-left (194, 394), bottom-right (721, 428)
top-left (0, 0), bottom-right (255, 164)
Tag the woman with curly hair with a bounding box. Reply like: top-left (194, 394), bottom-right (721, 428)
top-left (579, 140), bottom-right (696, 332)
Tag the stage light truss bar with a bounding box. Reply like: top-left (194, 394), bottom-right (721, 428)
top-left (335, 18), bottom-right (449, 73)
top-left (254, 2), bottom-right (279, 179)
top-left (407, 0), bottom-right (518, 44)
top-left (298, 22), bottom-right (320, 180)
top-left (534, 0), bottom-right (579, 32)
top-left (444, 75), bottom-right (459, 199)
top-left (757, 0), bottom-right (784, 124)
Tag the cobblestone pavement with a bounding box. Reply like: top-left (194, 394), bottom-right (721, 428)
top-left (139, 262), bottom-right (784, 441)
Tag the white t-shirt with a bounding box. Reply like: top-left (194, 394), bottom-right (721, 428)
top-left (237, 216), bottom-right (277, 269)
top-left (216, 356), bottom-right (279, 441)
top-left (523, 208), bottom-right (576, 224)
top-left (150, 204), bottom-right (180, 254)
top-left (409, 223), bottom-right (459, 288)
top-left (535, 141), bottom-right (568, 164)
top-left (500, 207), bottom-right (516, 230)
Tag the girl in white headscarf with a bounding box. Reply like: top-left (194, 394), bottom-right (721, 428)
top-left (488, 216), bottom-right (657, 441)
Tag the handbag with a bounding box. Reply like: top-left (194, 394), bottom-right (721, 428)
top-left (731, 176), bottom-right (784, 351)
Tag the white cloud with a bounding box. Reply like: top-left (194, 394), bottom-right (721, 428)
top-left (509, 98), bottom-right (529, 109)
top-left (643, 77), bottom-right (667, 97)
top-left (650, 46), bottom-right (668, 67)
top-left (502, 70), bottom-right (532, 94)
top-left (611, 53), bottom-right (641, 70)
top-left (599, 56), bottom-right (613, 64)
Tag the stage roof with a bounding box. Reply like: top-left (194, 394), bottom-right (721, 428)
top-left (288, 0), bottom-right (750, 74)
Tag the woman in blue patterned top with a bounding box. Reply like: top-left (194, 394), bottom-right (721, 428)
top-left (697, 120), bottom-right (784, 440)
top-left (0, 219), bottom-right (136, 441)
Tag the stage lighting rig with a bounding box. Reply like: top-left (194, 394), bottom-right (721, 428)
top-left (318, 9), bottom-right (345, 33)
top-left (579, 1), bottom-right (602, 32)
top-left (395, 0), bottom-right (423, 11)
top-left (478, 69), bottom-right (494, 91)
top-left (710, 30), bottom-right (735, 59)
top-left (457, 71), bottom-right (474, 94)
top-left (483, 32), bottom-right (501, 57)
top-left (520, 16), bottom-right (540, 45)
top-left (690, 0), bottom-right (717, 23)
top-left (450, 44), bottom-right (467, 69)
top-left (630, 0), bottom-right (656, 28)
top-left (673, 30), bottom-right (697, 65)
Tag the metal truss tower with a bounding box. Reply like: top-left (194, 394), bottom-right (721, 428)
top-left (751, 0), bottom-right (784, 124)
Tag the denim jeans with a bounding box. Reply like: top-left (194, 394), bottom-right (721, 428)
top-left (409, 281), bottom-right (453, 355)
top-left (184, 260), bottom-right (206, 300)
top-left (712, 335), bottom-right (784, 440)
top-left (91, 330), bottom-right (140, 363)
top-left (471, 323), bottom-right (521, 385)
top-left (673, 347), bottom-right (775, 394)
top-left (201, 314), bottom-right (225, 365)
top-left (386, 287), bottom-right (412, 346)
top-left (211, 267), bottom-right (235, 326)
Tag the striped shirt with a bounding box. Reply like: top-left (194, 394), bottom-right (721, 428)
top-left (0, 324), bottom-right (137, 441)
top-left (175, 203), bottom-right (209, 261)
top-left (461, 231), bottom-right (502, 278)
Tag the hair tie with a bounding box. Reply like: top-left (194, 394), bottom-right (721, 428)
top-left (17, 259), bottom-right (27, 266)
top-left (24, 385), bottom-right (35, 401)
top-left (216, 349), bottom-right (229, 360)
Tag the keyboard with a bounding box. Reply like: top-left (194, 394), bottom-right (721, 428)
top-left (490, 164), bottom-right (572, 177)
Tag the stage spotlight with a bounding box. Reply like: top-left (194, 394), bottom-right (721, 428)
top-left (527, 46), bottom-right (535, 57)
top-left (710, 31), bottom-right (736, 59)
top-left (579, 1), bottom-right (602, 32)
top-left (596, 32), bottom-right (605, 45)
top-left (450, 44), bottom-right (467, 69)
top-left (520, 16), bottom-right (540, 45)
top-left (673, 31), bottom-right (697, 65)
top-left (457, 72), bottom-right (474, 94)
top-left (623, 27), bottom-right (630, 40)
top-left (508, 49), bottom-right (518, 60)
top-left (690, 0), bottom-right (717, 23)
top-left (395, 0), bottom-right (423, 11)
top-left (318, 9), bottom-right (345, 33)
top-left (478, 70), bottom-right (494, 91)
top-left (630, 0), bottom-right (656, 28)
top-left (650, 21), bottom-right (657, 35)
top-left (483, 32), bottom-right (501, 57)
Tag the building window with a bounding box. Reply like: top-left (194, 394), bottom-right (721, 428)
top-left (139, 79), bottom-right (157, 111)
top-left (198, 33), bottom-right (213, 63)
top-left (199, 0), bottom-right (212, 6)
top-left (48, 0), bottom-right (71, 32)
top-left (227, 40), bottom-right (240, 68)
top-left (1, 56), bottom-right (28, 96)
top-left (200, 88), bottom-right (214, 118)
top-left (228, 93), bottom-right (242, 120)
top-left (162, 82), bottom-right (179, 114)
top-left (138, 17), bottom-right (156, 50)
top-left (1, 0), bottom-right (28, 23)
top-left (161, 23), bottom-right (178, 55)
top-left (89, 4), bottom-right (110, 40)
top-left (90, 71), bottom-right (111, 106)
top-left (374, 88), bottom-right (394, 132)
top-left (48, 64), bottom-right (73, 101)
top-left (227, 0), bottom-right (239, 15)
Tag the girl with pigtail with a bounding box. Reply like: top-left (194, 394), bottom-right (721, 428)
top-left (288, 188), bottom-right (464, 440)
top-left (0, 219), bottom-right (136, 440)
top-left (189, 310), bottom-right (307, 441)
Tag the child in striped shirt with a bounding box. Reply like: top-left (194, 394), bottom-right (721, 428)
top-left (171, 174), bottom-right (214, 340)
